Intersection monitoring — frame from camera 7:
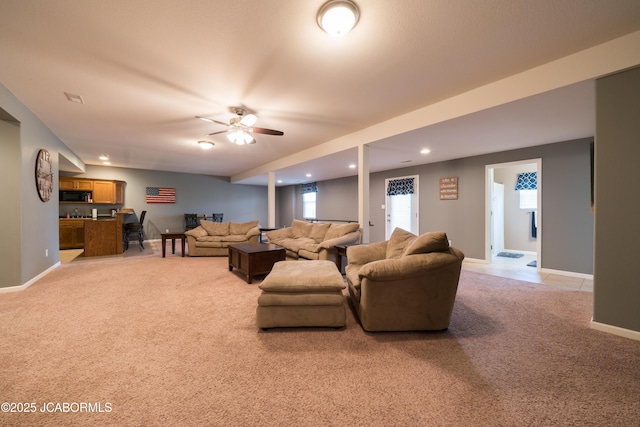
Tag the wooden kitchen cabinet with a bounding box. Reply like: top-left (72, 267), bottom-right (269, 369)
top-left (92, 180), bottom-right (116, 204)
top-left (59, 177), bottom-right (93, 191)
top-left (59, 219), bottom-right (85, 249)
top-left (115, 181), bottom-right (124, 204)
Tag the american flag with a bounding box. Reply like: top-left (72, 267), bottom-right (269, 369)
top-left (146, 187), bottom-right (176, 204)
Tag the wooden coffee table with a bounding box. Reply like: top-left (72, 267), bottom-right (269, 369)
top-left (228, 243), bottom-right (286, 284)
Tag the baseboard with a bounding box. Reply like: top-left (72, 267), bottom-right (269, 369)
top-left (462, 257), bottom-right (486, 264)
top-left (540, 268), bottom-right (593, 281)
top-left (590, 320), bottom-right (640, 342)
top-left (0, 262), bottom-right (61, 293)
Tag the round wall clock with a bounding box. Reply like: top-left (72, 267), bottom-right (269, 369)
top-left (35, 149), bottom-right (53, 202)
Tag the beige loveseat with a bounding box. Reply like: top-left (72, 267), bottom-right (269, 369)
top-left (345, 228), bottom-right (464, 332)
top-left (265, 219), bottom-right (361, 262)
top-left (185, 220), bottom-right (260, 256)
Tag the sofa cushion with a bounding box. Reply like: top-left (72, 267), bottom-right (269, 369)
top-left (309, 223), bottom-right (331, 243)
top-left (291, 219), bottom-right (313, 238)
top-left (259, 261), bottom-right (345, 293)
top-left (278, 237), bottom-right (316, 253)
top-left (230, 220), bottom-right (259, 235)
top-left (324, 222), bottom-right (359, 240)
top-left (221, 235), bottom-right (251, 242)
top-left (386, 227), bottom-right (417, 259)
top-left (200, 220), bottom-right (229, 236)
top-left (403, 231), bottom-right (450, 256)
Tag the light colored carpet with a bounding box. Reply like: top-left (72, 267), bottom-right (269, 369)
top-left (1, 255), bottom-right (639, 426)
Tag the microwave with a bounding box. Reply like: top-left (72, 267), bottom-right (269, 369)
top-left (60, 190), bottom-right (90, 202)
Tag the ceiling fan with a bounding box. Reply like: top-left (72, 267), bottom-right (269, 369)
top-left (196, 107), bottom-right (284, 145)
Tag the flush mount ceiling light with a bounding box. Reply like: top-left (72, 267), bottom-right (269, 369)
top-left (317, 0), bottom-right (360, 37)
top-left (198, 140), bottom-right (215, 149)
top-left (99, 154), bottom-right (109, 161)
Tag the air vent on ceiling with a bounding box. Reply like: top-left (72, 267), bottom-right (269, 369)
top-left (64, 92), bottom-right (84, 104)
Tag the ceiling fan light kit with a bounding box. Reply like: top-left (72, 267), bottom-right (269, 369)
top-left (317, 0), bottom-right (360, 37)
top-left (197, 107), bottom-right (283, 145)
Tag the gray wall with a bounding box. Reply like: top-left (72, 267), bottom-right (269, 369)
top-left (1, 84), bottom-right (73, 289)
top-left (0, 115), bottom-right (22, 288)
top-left (594, 66), bottom-right (640, 332)
top-left (64, 165), bottom-right (269, 240)
top-left (278, 138), bottom-right (594, 275)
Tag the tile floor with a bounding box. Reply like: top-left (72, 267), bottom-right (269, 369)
top-left (462, 253), bottom-right (593, 292)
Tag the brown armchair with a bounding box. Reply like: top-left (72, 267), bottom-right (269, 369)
top-left (345, 228), bottom-right (464, 332)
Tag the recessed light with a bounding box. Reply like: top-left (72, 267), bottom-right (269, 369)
top-left (348, 164), bottom-right (356, 169)
top-left (198, 140), bottom-right (214, 149)
top-left (306, 173), bottom-right (312, 178)
top-left (99, 154), bottom-right (109, 161)
top-left (277, 180), bottom-right (283, 184)
top-left (420, 148), bottom-right (431, 154)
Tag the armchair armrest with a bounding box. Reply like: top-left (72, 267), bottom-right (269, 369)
top-left (359, 251), bottom-right (463, 281)
top-left (346, 241), bottom-right (387, 265)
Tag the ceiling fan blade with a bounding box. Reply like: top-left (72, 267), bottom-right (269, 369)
top-left (251, 127), bottom-right (284, 136)
top-left (239, 113), bottom-right (258, 126)
top-left (207, 130), bottom-right (230, 136)
top-left (196, 116), bottom-right (230, 126)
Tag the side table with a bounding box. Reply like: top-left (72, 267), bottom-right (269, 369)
top-left (335, 245), bottom-right (348, 274)
top-left (161, 232), bottom-right (186, 257)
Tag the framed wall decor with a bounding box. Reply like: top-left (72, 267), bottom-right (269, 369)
top-left (35, 148), bottom-right (53, 202)
top-left (439, 177), bottom-right (458, 200)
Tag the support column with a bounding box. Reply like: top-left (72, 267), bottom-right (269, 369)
top-left (268, 172), bottom-right (276, 228)
top-left (358, 144), bottom-right (370, 243)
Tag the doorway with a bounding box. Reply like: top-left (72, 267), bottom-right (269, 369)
top-left (385, 175), bottom-right (419, 239)
top-left (486, 159), bottom-right (541, 270)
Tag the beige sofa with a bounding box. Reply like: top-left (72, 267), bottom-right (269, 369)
top-left (185, 220), bottom-right (260, 256)
top-left (345, 228), bottom-right (464, 332)
top-left (266, 219), bottom-right (361, 262)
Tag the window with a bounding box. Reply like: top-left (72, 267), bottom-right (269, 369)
top-left (301, 182), bottom-right (317, 219)
top-left (385, 176), bottom-right (419, 239)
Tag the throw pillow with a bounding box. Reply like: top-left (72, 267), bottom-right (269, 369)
top-left (324, 222), bottom-right (360, 240)
top-left (385, 227), bottom-right (417, 259)
top-left (403, 231), bottom-right (450, 255)
top-left (230, 220), bottom-right (259, 235)
top-left (309, 223), bottom-right (331, 243)
top-left (200, 220), bottom-right (229, 236)
top-left (291, 219), bottom-right (313, 238)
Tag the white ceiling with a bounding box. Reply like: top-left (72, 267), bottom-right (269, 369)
top-left (2, 1), bottom-right (640, 186)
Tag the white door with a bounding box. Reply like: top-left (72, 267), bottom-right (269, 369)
top-left (385, 176), bottom-right (419, 239)
top-left (491, 181), bottom-right (505, 256)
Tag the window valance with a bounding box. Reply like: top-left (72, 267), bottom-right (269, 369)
top-left (515, 172), bottom-right (537, 190)
top-left (301, 182), bottom-right (318, 194)
top-left (387, 177), bottom-right (415, 196)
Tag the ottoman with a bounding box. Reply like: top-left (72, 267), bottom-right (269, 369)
top-left (256, 260), bottom-right (346, 329)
